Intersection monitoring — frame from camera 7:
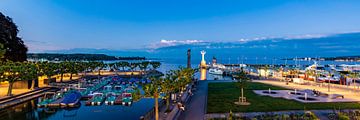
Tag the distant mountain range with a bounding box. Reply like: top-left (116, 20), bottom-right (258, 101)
top-left (42, 32), bottom-right (360, 64)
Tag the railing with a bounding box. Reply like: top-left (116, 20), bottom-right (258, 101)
top-left (140, 99), bottom-right (165, 120)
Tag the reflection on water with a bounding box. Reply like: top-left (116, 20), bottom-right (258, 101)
top-left (200, 68), bottom-right (207, 80)
top-left (198, 68), bottom-right (233, 80)
top-left (0, 98), bottom-right (155, 120)
top-left (0, 99), bottom-right (46, 120)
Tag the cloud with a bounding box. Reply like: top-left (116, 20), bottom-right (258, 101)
top-left (148, 32), bottom-right (357, 50)
top-left (237, 33), bottom-right (330, 44)
top-left (283, 34), bottom-right (330, 40)
top-left (148, 39), bottom-right (204, 49)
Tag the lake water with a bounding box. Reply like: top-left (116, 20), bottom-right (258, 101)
top-left (0, 98), bottom-right (155, 120)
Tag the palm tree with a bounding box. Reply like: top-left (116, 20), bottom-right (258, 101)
top-left (143, 77), bottom-right (162, 120)
top-left (348, 72), bottom-right (359, 89)
top-left (306, 69), bottom-right (319, 83)
top-left (263, 65), bottom-right (269, 79)
top-left (178, 67), bottom-right (195, 89)
top-left (233, 70), bottom-right (251, 104)
top-left (327, 70), bottom-right (334, 92)
top-left (161, 72), bottom-right (176, 112)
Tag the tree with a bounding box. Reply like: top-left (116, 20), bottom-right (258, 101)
top-left (0, 12), bottom-right (28, 62)
top-left (263, 65), bottom-right (269, 78)
top-left (108, 63), bottom-right (117, 75)
top-left (68, 62), bottom-right (80, 80)
top-left (0, 44), bottom-right (5, 59)
top-left (27, 62), bottom-right (40, 88)
top-left (88, 61), bottom-right (98, 74)
top-left (175, 67), bottom-right (195, 92)
top-left (42, 62), bottom-right (57, 84)
top-left (306, 69), bottom-right (319, 82)
top-left (116, 61), bottom-right (129, 71)
top-left (143, 77), bottom-right (162, 120)
top-left (233, 70), bottom-right (251, 105)
top-left (59, 62), bottom-right (69, 83)
top-left (348, 72), bottom-right (359, 87)
top-left (139, 61), bottom-right (150, 71)
top-left (161, 72), bottom-right (176, 112)
top-left (97, 62), bottom-right (105, 78)
top-left (0, 61), bottom-right (26, 96)
top-left (150, 62), bottom-right (161, 70)
top-left (129, 62), bottom-right (138, 73)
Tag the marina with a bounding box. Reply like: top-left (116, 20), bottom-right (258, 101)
top-left (1, 1), bottom-right (360, 119)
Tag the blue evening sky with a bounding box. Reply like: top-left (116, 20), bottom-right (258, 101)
top-left (1, 0), bottom-right (360, 52)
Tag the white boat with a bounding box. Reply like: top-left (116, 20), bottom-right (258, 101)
top-left (339, 64), bottom-right (360, 72)
top-left (209, 68), bottom-right (223, 75)
top-left (211, 63), bottom-right (226, 69)
top-left (318, 76), bottom-right (340, 83)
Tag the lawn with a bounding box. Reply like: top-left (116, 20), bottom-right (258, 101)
top-left (207, 82), bottom-right (360, 113)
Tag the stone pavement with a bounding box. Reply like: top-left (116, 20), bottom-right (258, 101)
top-left (253, 89), bottom-right (358, 103)
top-left (178, 80), bottom-right (234, 120)
top-left (178, 80), bottom-right (208, 120)
top-left (205, 109), bottom-right (360, 119)
top-left (254, 80), bottom-right (360, 102)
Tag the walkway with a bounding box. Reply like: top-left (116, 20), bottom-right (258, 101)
top-left (178, 80), bottom-right (234, 120)
top-left (178, 80), bottom-right (208, 120)
top-left (205, 109), bottom-right (360, 119)
top-left (0, 87), bottom-right (58, 109)
top-left (255, 80), bottom-right (360, 101)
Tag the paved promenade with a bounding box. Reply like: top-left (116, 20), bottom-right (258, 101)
top-left (178, 80), bottom-right (208, 120)
top-left (178, 80), bottom-right (234, 120)
top-left (255, 80), bottom-right (360, 102)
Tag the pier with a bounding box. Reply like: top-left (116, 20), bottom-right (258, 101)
top-left (0, 87), bottom-right (59, 109)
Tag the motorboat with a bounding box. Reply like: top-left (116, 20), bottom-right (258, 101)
top-left (105, 92), bottom-right (117, 105)
top-left (122, 93), bottom-right (133, 106)
top-left (60, 91), bottom-right (81, 107)
top-left (209, 68), bottom-right (224, 75)
top-left (318, 76), bottom-right (340, 83)
top-left (86, 92), bottom-right (105, 106)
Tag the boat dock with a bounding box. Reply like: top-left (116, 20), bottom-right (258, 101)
top-left (0, 87), bottom-right (59, 109)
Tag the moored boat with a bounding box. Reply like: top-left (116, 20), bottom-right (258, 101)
top-left (86, 92), bottom-right (105, 106)
top-left (209, 68), bottom-right (224, 75)
top-left (60, 91), bottom-right (81, 107)
top-left (121, 93), bottom-right (132, 106)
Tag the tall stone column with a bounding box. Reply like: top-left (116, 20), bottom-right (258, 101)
top-left (187, 49), bottom-right (191, 68)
